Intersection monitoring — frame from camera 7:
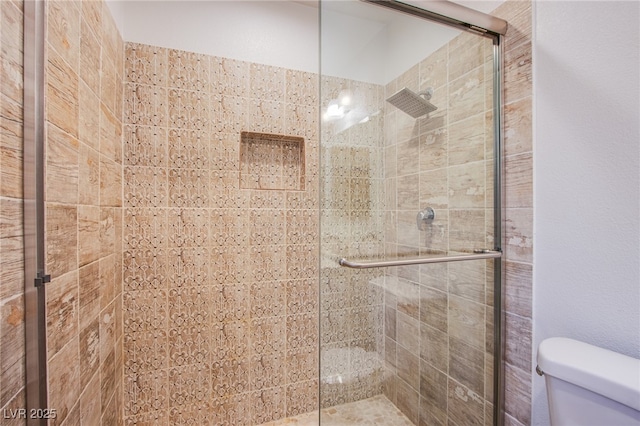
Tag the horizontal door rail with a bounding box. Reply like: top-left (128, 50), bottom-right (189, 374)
top-left (338, 250), bottom-right (502, 269)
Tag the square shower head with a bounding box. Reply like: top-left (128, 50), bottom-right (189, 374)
top-left (386, 87), bottom-right (437, 118)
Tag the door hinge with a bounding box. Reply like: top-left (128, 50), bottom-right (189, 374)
top-left (35, 272), bottom-right (51, 287)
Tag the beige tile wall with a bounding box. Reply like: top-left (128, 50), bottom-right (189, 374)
top-left (493, 1), bottom-right (534, 425)
top-left (377, 3), bottom-right (534, 425)
top-left (0, 2), bottom-right (532, 425)
top-left (381, 31), bottom-right (497, 426)
top-left (44, 0), bottom-right (124, 424)
top-left (239, 132), bottom-right (306, 191)
top-left (122, 42), bottom-right (320, 425)
top-left (1, 0), bottom-right (26, 422)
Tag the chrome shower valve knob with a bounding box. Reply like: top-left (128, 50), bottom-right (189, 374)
top-left (416, 207), bottom-right (435, 230)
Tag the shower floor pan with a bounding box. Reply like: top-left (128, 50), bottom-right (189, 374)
top-left (259, 394), bottom-right (414, 426)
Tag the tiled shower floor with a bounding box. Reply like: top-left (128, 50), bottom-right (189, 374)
top-left (259, 395), bottom-right (415, 426)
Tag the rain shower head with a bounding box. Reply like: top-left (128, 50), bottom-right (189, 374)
top-left (386, 87), bottom-right (437, 118)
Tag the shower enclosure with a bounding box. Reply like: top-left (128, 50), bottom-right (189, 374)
top-left (318, 2), bottom-right (504, 424)
top-left (20, 0), bottom-right (506, 424)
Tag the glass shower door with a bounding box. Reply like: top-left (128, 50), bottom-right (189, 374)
top-left (319, 1), bottom-right (501, 425)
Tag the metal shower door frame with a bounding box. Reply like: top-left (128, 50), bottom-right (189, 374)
top-left (23, 0), bottom-right (49, 425)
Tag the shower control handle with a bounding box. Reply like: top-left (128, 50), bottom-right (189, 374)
top-left (417, 207), bottom-right (435, 231)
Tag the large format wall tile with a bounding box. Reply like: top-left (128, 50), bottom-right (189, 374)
top-left (42, 0), bottom-right (124, 424)
top-left (381, 17), bottom-right (520, 425)
top-left (1, 2), bottom-right (25, 417)
top-left (493, 1), bottom-right (534, 424)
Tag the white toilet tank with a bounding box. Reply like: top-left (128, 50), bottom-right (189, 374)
top-left (537, 337), bottom-right (640, 426)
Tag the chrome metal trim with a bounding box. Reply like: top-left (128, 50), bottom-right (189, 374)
top-left (360, 0), bottom-right (507, 36)
top-left (492, 37), bottom-right (506, 426)
top-left (23, 0), bottom-right (48, 423)
top-left (339, 250), bottom-right (502, 269)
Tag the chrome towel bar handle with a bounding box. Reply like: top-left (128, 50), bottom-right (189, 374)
top-left (338, 250), bottom-right (502, 269)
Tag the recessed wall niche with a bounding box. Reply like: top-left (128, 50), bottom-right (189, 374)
top-left (240, 131), bottom-right (306, 191)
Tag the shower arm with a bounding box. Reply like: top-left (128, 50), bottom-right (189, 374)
top-left (416, 88), bottom-right (434, 99)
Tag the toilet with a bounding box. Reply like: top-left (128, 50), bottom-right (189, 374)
top-left (537, 337), bottom-right (640, 425)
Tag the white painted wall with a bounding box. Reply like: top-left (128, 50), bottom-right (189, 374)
top-left (105, 0), bottom-right (463, 84)
top-left (532, 1), bottom-right (640, 424)
top-left (108, 1), bottom-right (320, 73)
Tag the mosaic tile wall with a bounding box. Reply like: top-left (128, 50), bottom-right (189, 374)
top-left (122, 42), bottom-right (321, 425)
top-left (380, 30), bottom-right (498, 426)
top-left (43, 0), bottom-right (124, 424)
top-left (0, 0), bottom-right (26, 422)
top-left (319, 76), bottom-right (387, 408)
